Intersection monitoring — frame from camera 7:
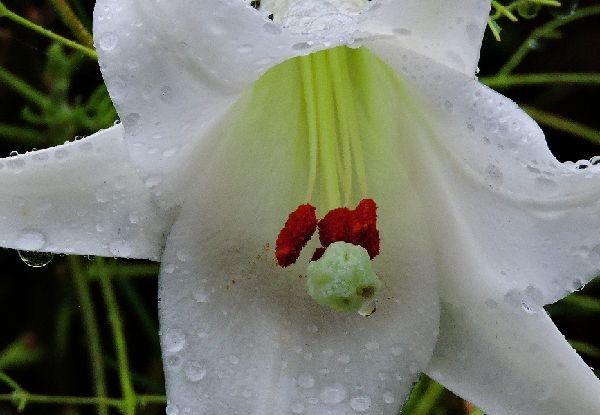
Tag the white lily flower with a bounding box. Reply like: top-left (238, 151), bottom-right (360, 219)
top-left (1, 0), bottom-right (599, 414)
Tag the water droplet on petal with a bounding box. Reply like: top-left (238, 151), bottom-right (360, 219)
top-left (337, 354), bottom-right (351, 364)
top-left (165, 403), bottom-right (179, 415)
top-left (320, 384), bottom-right (347, 405)
top-left (297, 373), bottom-right (315, 389)
top-left (390, 344), bottom-right (404, 356)
top-left (485, 164), bottom-right (504, 186)
top-left (290, 401), bottom-right (305, 414)
top-left (17, 250), bottom-right (54, 267)
top-left (184, 360), bottom-right (207, 382)
top-left (163, 329), bottom-right (186, 353)
top-left (350, 396), bottom-right (371, 412)
top-left (98, 32), bottom-right (118, 50)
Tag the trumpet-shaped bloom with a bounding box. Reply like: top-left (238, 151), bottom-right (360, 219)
top-left (1, 0), bottom-right (599, 414)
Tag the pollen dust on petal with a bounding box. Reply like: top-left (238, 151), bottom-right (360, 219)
top-left (275, 204), bottom-right (318, 267)
top-left (318, 198), bottom-right (380, 259)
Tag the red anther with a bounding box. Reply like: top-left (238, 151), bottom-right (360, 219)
top-left (318, 199), bottom-right (380, 259)
top-left (317, 207), bottom-right (352, 247)
top-left (351, 199), bottom-right (379, 258)
top-left (275, 204), bottom-right (318, 267)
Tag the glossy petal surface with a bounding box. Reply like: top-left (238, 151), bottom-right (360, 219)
top-left (370, 40), bottom-right (600, 304)
top-left (366, 41), bottom-right (600, 411)
top-left (361, 0), bottom-right (490, 74)
top-left (0, 125), bottom-right (165, 259)
top-left (95, 0), bottom-right (317, 205)
top-left (427, 278), bottom-right (600, 415)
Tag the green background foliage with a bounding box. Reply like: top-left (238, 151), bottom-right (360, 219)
top-left (0, 1), bottom-right (598, 414)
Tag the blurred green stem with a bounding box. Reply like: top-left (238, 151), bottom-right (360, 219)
top-left (521, 106), bottom-right (600, 146)
top-left (0, 371), bottom-right (22, 391)
top-left (0, 66), bottom-right (50, 108)
top-left (0, 123), bottom-right (42, 146)
top-left (0, 1), bottom-right (96, 59)
top-left (88, 262), bottom-right (160, 280)
top-left (569, 340), bottom-right (600, 359)
top-left (117, 278), bottom-right (161, 353)
top-left (562, 294), bottom-right (600, 314)
top-left (482, 73), bottom-right (600, 88)
top-left (96, 258), bottom-right (137, 415)
top-left (498, 5), bottom-right (600, 75)
top-left (48, 0), bottom-right (93, 47)
top-left (69, 257), bottom-right (109, 415)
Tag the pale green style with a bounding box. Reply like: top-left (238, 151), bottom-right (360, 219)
top-left (307, 242), bottom-right (382, 312)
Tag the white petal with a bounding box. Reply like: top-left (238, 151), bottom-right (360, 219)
top-left (425, 265), bottom-right (600, 414)
top-left (156, 57), bottom-right (440, 414)
top-left (0, 125), bottom-right (166, 259)
top-left (369, 39), bottom-right (600, 304)
top-left (361, 0), bottom-right (490, 75)
top-left (94, 0), bottom-right (331, 207)
top-left (365, 40), bottom-right (600, 414)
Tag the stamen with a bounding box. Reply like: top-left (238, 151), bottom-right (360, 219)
top-left (298, 47), bottom-right (369, 209)
top-left (275, 204), bottom-right (318, 267)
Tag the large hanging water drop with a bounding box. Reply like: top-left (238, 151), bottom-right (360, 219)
top-left (17, 250), bottom-right (54, 268)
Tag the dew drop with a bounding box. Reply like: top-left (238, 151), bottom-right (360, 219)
top-left (176, 249), bottom-right (191, 262)
top-left (358, 299), bottom-right (377, 317)
top-left (337, 354), bottom-right (351, 364)
top-left (365, 341), bottom-right (379, 351)
top-left (163, 329), bottom-right (186, 353)
top-left (485, 164), bottom-right (504, 186)
top-left (165, 403), bottom-right (179, 415)
top-left (290, 401), bottom-right (305, 414)
top-left (550, 0), bottom-right (578, 17)
top-left (297, 373), bottom-right (315, 389)
top-left (98, 32), bottom-right (118, 51)
top-left (17, 250), bottom-right (54, 267)
top-left (521, 300), bottom-right (536, 314)
top-left (390, 344), bottom-right (403, 356)
top-left (184, 360), bottom-right (207, 382)
top-left (192, 288), bottom-right (209, 303)
top-left (320, 384), bottom-right (347, 405)
top-left (165, 355), bottom-right (181, 368)
top-left (350, 396), bottom-right (371, 412)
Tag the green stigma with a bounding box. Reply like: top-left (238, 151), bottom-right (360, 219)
top-left (306, 242), bottom-right (382, 313)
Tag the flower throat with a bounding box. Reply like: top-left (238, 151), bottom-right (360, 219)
top-left (261, 47), bottom-right (384, 314)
